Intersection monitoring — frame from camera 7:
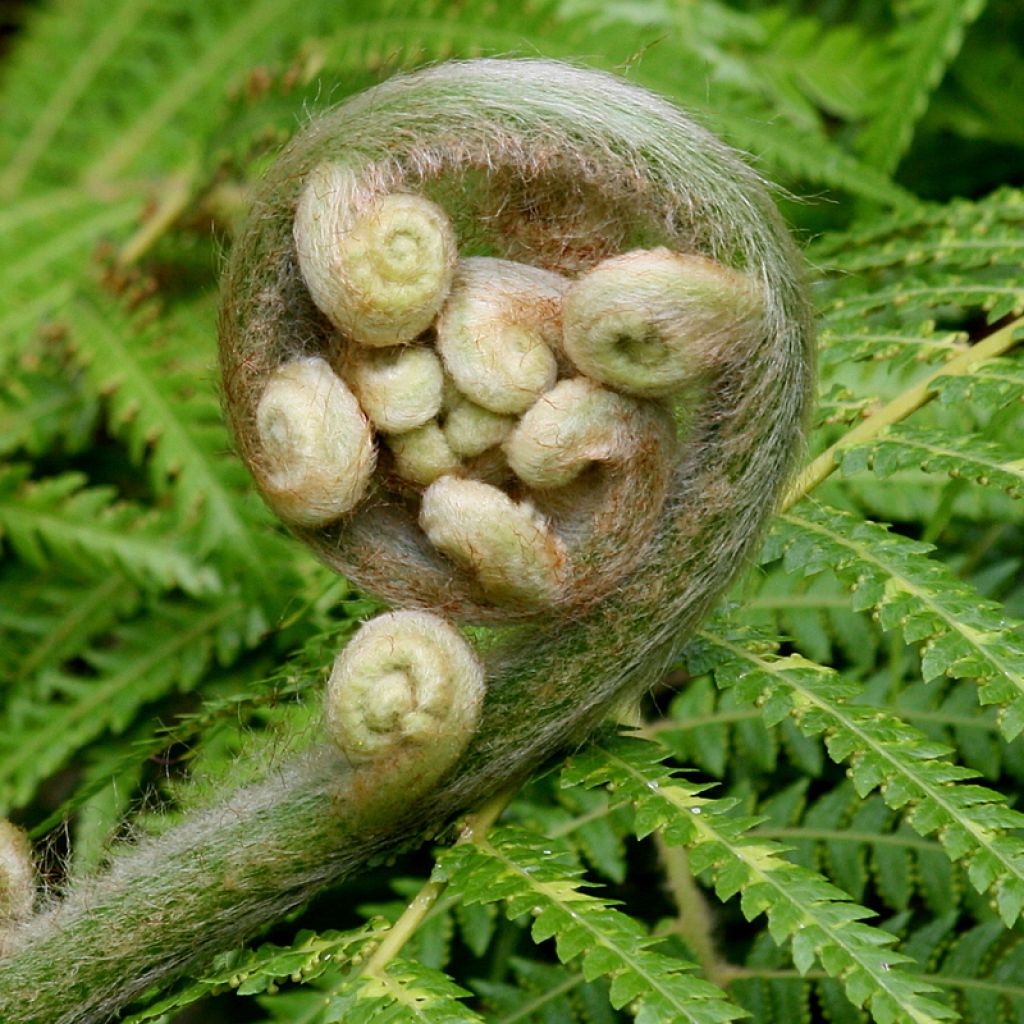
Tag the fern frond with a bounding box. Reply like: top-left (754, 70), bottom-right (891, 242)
top-left (0, 193), bottom-right (138, 359)
top-left (324, 961), bottom-right (484, 1024)
top-left (687, 622), bottom-right (1024, 927)
top-left (913, 918), bottom-right (1024, 1019)
top-left (934, 353), bottom-right (1024, 409)
top-left (0, 356), bottom-right (97, 458)
top-left (816, 217), bottom-right (1024, 276)
top-left (436, 826), bottom-right (745, 1024)
top-left (565, 738), bottom-right (954, 1024)
top-left (824, 277), bottom-right (1024, 327)
top-left (703, 108), bottom-right (915, 209)
top-left (818, 324), bottom-right (969, 372)
top-left (0, 566), bottom-right (141, 683)
top-left (472, 957), bottom-right (608, 1024)
top-left (756, 781), bottom-right (956, 917)
top-left (554, 0), bottom-right (914, 206)
top-left (855, 0), bottom-right (987, 175)
top-left (68, 295), bottom-right (270, 564)
top-left (770, 503), bottom-right (1024, 738)
top-left (0, 593), bottom-right (262, 813)
top-left (0, 0), bottom-right (153, 197)
top-left (0, 465), bottom-right (220, 596)
top-left (838, 425), bottom-right (1024, 499)
top-left (0, 0), bottom-right (341, 192)
top-left (810, 187), bottom-right (1024, 261)
top-left (121, 924), bottom-right (388, 1023)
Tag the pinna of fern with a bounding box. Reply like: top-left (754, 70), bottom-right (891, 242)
top-left (0, 57), bottom-right (816, 1024)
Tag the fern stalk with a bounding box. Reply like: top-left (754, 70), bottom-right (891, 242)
top-left (786, 313), bottom-right (1024, 504)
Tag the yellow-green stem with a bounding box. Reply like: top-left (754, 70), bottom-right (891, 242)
top-left (360, 788), bottom-right (515, 977)
top-left (784, 314), bottom-right (1024, 509)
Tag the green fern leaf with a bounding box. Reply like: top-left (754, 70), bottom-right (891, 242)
top-left (823, 277), bottom-right (1024, 328)
top-left (705, 109), bottom-right (916, 209)
top-left (0, 465), bottom-right (220, 596)
top-left (565, 737), bottom-right (955, 1024)
top-left (0, 0), bottom-right (153, 196)
top-left (687, 622), bottom-right (1024, 927)
top-left (121, 924), bottom-right (388, 1022)
top-left (0, 0), bottom-right (349, 192)
top-left (810, 187), bottom-right (1024, 262)
top-left (0, 567), bottom-right (141, 684)
top-left (0, 355), bottom-right (96, 457)
top-left (436, 826), bottom-right (744, 1024)
top-left (472, 957), bottom-right (607, 1024)
top-left (68, 295), bottom-right (270, 564)
top-left (838, 425), bottom-right (1024, 499)
top-left (819, 323), bottom-right (969, 372)
top-left (0, 594), bottom-right (262, 813)
top-left (934, 352), bottom-right (1024, 409)
top-left (815, 213), bottom-right (1024, 276)
top-left (0, 191), bottom-right (138, 359)
top-left (323, 961), bottom-right (484, 1024)
top-left (771, 503), bottom-right (1024, 738)
top-left (856, 0), bottom-right (987, 174)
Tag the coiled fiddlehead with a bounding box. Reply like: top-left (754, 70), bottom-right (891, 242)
top-left (0, 59), bottom-right (812, 1024)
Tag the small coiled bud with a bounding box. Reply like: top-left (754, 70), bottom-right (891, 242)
top-left (325, 611), bottom-right (484, 813)
top-left (346, 345), bottom-right (444, 434)
top-left (255, 356), bottom-right (375, 526)
top-left (419, 476), bottom-right (567, 608)
top-left (505, 377), bottom-right (655, 489)
top-left (562, 248), bottom-right (765, 396)
top-left (436, 258), bottom-right (566, 414)
top-left (294, 164), bottom-right (458, 347)
top-left (386, 422), bottom-right (461, 486)
top-left (442, 393), bottom-right (516, 458)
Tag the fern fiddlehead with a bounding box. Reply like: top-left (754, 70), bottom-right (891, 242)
top-left (0, 58), bottom-right (813, 1024)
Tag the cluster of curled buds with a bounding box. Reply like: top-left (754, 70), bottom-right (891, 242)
top-left (251, 164), bottom-right (764, 615)
top-left (218, 56), bottom-right (812, 790)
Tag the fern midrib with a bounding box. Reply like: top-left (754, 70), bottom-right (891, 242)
top-left (730, 964), bottom-right (1024, 1000)
top-left (481, 836), bottom-right (714, 1023)
top-left (0, 0), bottom-right (151, 197)
top-left (827, 235), bottom-right (1024, 274)
top-left (758, 826), bottom-right (940, 853)
top-left (651, 703), bottom-right (1004, 735)
top-left (827, 283), bottom-right (1023, 317)
top-left (780, 509), bottom-right (1024, 689)
top-left (855, 433), bottom-right (1024, 481)
top-left (821, 332), bottom-right (967, 361)
top-left (373, 970), bottom-right (479, 1022)
top-left (601, 746), bottom-right (943, 1024)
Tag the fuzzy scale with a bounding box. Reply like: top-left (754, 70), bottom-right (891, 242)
top-left (0, 58), bottom-right (813, 1024)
